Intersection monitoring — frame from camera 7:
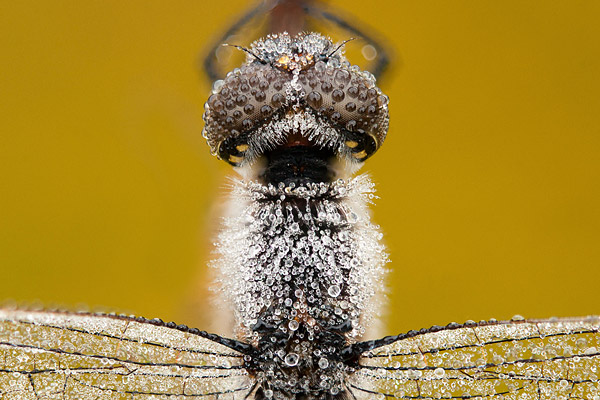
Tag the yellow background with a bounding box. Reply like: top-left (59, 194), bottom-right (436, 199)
top-left (1, 1), bottom-right (599, 336)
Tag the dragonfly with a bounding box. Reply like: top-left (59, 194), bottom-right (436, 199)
top-left (1, 1), bottom-right (600, 399)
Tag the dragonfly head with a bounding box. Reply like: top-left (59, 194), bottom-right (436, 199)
top-left (202, 32), bottom-right (389, 183)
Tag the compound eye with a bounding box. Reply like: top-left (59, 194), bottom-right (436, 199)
top-left (301, 66), bottom-right (389, 162)
top-left (202, 60), bottom-right (289, 164)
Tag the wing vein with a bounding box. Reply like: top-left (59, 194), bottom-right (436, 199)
top-left (0, 341), bottom-right (246, 371)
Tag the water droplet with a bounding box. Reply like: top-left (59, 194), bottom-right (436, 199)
top-left (289, 320), bottom-right (299, 331)
top-left (314, 61), bottom-right (326, 74)
top-left (284, 352), bottom-right (299, 366)
top-left (332, 89), bottom-right (345, 102)
top-left (334, 69), bottom-right (350, 87)
top-left (347, 86), bottom-right (359, 98)
top-left (318, 357), bottom-right (329, 369)
top-left (328, 285), bottom-right (341, 297)
top-left (212, 79), bottom-right (225, 92)
top-left (307, 91), bottom-right (322, 108)
top-left (408, 369), bottom-right (422, 379)
top-left (559, 379), bottom-right (569, 389)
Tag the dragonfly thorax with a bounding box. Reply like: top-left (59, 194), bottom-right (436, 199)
top-left (213, 177), bottom-right (388, 344)
top-left (212, 176), bottom-right (388, 398)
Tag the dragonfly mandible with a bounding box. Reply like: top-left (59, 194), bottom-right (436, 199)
top-left (1, 1), bottom-right (600, 399)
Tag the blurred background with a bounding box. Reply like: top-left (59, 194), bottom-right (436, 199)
top-left (1, 1), bottom-right (599, 337)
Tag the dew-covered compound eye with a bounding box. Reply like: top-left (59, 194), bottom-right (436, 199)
top-left (202, 32), bottom-right (389, 167)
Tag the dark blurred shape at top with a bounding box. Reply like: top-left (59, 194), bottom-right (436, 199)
top-left (202, 0), bottom-right (394, 85)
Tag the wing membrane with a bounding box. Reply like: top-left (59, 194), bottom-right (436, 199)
top-left (0, 309), bottom-right (253, 399)
top-left (351, 317), bottom-right (600, 399)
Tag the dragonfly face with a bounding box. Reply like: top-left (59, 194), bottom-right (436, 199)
top-left (202, 33), bottom-right (389, 186)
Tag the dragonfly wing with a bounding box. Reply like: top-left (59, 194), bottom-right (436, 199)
top-left (0, 309), bottom-right (253, 399)
top-left (349, 317), bottom-right (600, 400)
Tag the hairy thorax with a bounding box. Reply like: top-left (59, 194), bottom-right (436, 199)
top-left (213, 177), bottom-right (388, 398)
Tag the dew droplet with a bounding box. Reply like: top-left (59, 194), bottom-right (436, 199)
top-left (243, 104), bottom-right (255, 114)
top-left (271, 93), bottom-right (285, 107)
top-left (314, 61), bottom-right (326, 74)
top-left (328, 285), bottom-right (341, 297)
top-left (212, 79), bottom-right (225, 92)
top-left (289, 320), bottom-right (299, 331)
top-left (307, 91), bottom-right (322, 108)
top-left (318, 357), bottom-right (329, 369)
top-left (284, 352), bottom-right (300, 366)
top-left (559, 379), bottom-right (569, 389)
top-left (332, 89), bottom-right (345, 102)
top-left (235, 94), bottom-right (247, 106)
top-left (261, 105), bottom-right (273, 115)
top-left (334, 69), bottom-right (351, 87)
top-left (321, 81), bottom-right (333, 93)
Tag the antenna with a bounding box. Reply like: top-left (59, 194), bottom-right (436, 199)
top-left (222, 43), bottom-right (266, 63)
top-left (327, 37), bottom-right (356, 57)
